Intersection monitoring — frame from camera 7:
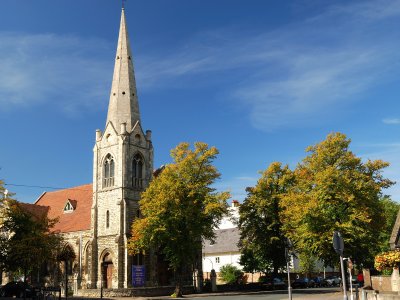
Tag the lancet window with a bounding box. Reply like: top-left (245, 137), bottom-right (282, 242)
top-left (103, 154), bottom-right (115, 188)
top-left (132, 154), bottom-right (144, 188)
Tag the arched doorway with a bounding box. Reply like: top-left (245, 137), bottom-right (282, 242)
top-left (102, 253), bottom-right (113, 289)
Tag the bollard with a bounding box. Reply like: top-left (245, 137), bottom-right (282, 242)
top-left (210, 269), bottom-right (217, 292)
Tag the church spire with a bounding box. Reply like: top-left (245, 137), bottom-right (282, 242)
top-left (106, 8), bottom-right (140, 132)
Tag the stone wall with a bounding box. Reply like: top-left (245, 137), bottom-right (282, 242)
top-left (77, 286), bottom-right (194, 297)
top-left (372, 276), bottom-right (392, 292)
top-left (363, 289), bottom-right (400, 299)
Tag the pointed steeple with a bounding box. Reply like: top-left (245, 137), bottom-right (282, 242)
top-left (106, 8), bottom-right (140, 132)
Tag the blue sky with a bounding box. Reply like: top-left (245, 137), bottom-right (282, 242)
top-left (0, 0), bottom-right (399, 203)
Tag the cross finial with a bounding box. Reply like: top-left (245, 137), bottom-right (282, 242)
top-left (122, 0), bottom-right (126, 9)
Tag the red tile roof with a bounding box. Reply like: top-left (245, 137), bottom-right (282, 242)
top-left (35, 184), bottom-right (93, 233)
top-left (16, 202), bottom-right (49, 221)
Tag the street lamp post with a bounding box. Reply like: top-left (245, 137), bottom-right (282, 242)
top-left (100, 262), bottom-right (105, 299)
top-left (285, 238), bottom-right (293, 300)
top-left (203, 257), bottom-right (214, 273)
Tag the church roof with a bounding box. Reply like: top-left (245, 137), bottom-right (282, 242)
top-left (390, 208), bottom-right (400, 249)
top-left (35, 183), bottom-right (93, 233)
top-left (106, 8), bottom-right (140, 132)
top-left (16, 202), bottom-right (50, 221)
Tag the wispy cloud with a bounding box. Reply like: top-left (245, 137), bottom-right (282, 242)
top-left (383, 118), bottom-right (400, 125)
top-left (2, 1), bottom-right (400, 128)
top-left (0, 32), bottom-right (112, 114)
top-left (359, 142), bottom-right (400, 200)
top-left (135, 0), bottom-right (400, 130)
top-left (213, 175), bottom-right (258, 202)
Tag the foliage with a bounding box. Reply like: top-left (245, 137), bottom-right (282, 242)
top-left (280, 132), bottom-right (394, 267)
top-left (238, 248), bottom-right (261, 274)
top-left (0, 197), bottom-right (62, 279)
top-left (128, 142), bottom-right (229, 297)
top-left (298, 251), bottom-right (317, 276)
top-left (57, 243), bottom-right (77, 262)
top-left (219, 264), bottom-right (243, 284)
top-left (374, 250), bottom-right (400, 271)
top-left (378, 196), bottom-right (400, 252)
top-left (238, 162), bottom-right (293, 275)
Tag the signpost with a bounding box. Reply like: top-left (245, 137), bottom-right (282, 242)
top-left (333, 231), bottom-right (348, 300)
top-left (347, 258), bottom-right (354, 300)
top-left (132, 265), bottom-right (146, 287)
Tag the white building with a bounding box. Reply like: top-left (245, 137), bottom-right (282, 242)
top-left (202, 201), bottom-right (335, 281)
top-left (203, 201), bottom-right (241, 273)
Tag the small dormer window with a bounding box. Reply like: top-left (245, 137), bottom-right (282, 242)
top-left (64, 200), bottom-right (75, 213)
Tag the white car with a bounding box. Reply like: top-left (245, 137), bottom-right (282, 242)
top-left (324, 276), bottom-right (341, 286)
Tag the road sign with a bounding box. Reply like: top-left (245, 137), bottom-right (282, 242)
top-left (332, 231), bottom-right (344, 256)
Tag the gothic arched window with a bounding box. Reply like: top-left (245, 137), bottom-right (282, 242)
top-left (103, 154), bottom-right (115, 188)
top-left (132, 154), bottom-right (144, 188)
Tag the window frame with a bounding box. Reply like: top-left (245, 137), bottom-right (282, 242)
top-left (132, 153), bottom-right (144, 188)
top-left (103, 154), bottom-right (115, 188)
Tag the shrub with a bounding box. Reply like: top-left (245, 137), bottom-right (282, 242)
top-left (219, 264), bottom-right (243, 284)
top-left (374, 250), bottom-right (400, 271)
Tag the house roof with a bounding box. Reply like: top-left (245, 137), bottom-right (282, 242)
top-left (203, 227), bottom-right (240, 254)
top-left (35, 184), bottom-right (93, 233)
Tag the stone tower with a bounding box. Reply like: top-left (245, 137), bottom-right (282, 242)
top-left (91, 8), bottom-right (153, 289)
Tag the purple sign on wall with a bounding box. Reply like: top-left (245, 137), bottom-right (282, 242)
top-left (132, 265), bottom-right (145, 287)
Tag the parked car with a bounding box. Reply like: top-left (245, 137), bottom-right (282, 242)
top-left (324, 275), bottom-right (341, 286)
top-left (259, 276), bottom-right (286, 290)
top-left (291, 277), bottom-right (314, 288)
top-left (259, 276), bottom-right (287, 290)
top-left (0, 281), bottom-right (36, 298)
top-left (312, 276), bottom-right (324, 287)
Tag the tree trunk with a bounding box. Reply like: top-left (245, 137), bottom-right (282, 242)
top-left (173, 270), bottom-right (183, 298)
top-left (273, 265), bottom-right (278, 277)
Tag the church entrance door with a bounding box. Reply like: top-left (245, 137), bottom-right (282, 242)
top-left (106, 264), bottom-right (113, 288)
top-left (102, 253), bottom-right (113, 289)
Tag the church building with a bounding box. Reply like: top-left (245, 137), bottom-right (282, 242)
top-left (34, 8), bottom-right (158, 289)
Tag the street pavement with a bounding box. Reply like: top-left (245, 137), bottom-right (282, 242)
top-left (131, 287), bottom-right (349, 300)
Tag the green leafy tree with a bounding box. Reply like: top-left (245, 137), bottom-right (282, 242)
top-left (128, 142), bottom-right (229, 297)
top-left (219, 264), bottom-right (243, 284)
top-left (298, 251), bottom-right (317, 277)
top-left (281, 132), bottom-right (394, 267)
top-left (238, 248), bottom-right (259, 274)
top-left (0, 198), bottom-right (62, 282)
top-left (379, 195), bottom-right (400, 252)
top-left (238, 162), bottom-right (294, 275)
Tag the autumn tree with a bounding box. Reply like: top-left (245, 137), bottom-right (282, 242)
top-left (0, 198), bottom-right (62, 282)
top-left (128, 142), bottom-right (229, 297)
top-left (0, 179), bottom-right (8, 270)
top-left (281, 132), bottom-right (394, 267)
top-left (238, 162), bottom-right (294, 275)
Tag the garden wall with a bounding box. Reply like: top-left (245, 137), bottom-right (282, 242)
top-left (371, 276), bottom-right (392, 292)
